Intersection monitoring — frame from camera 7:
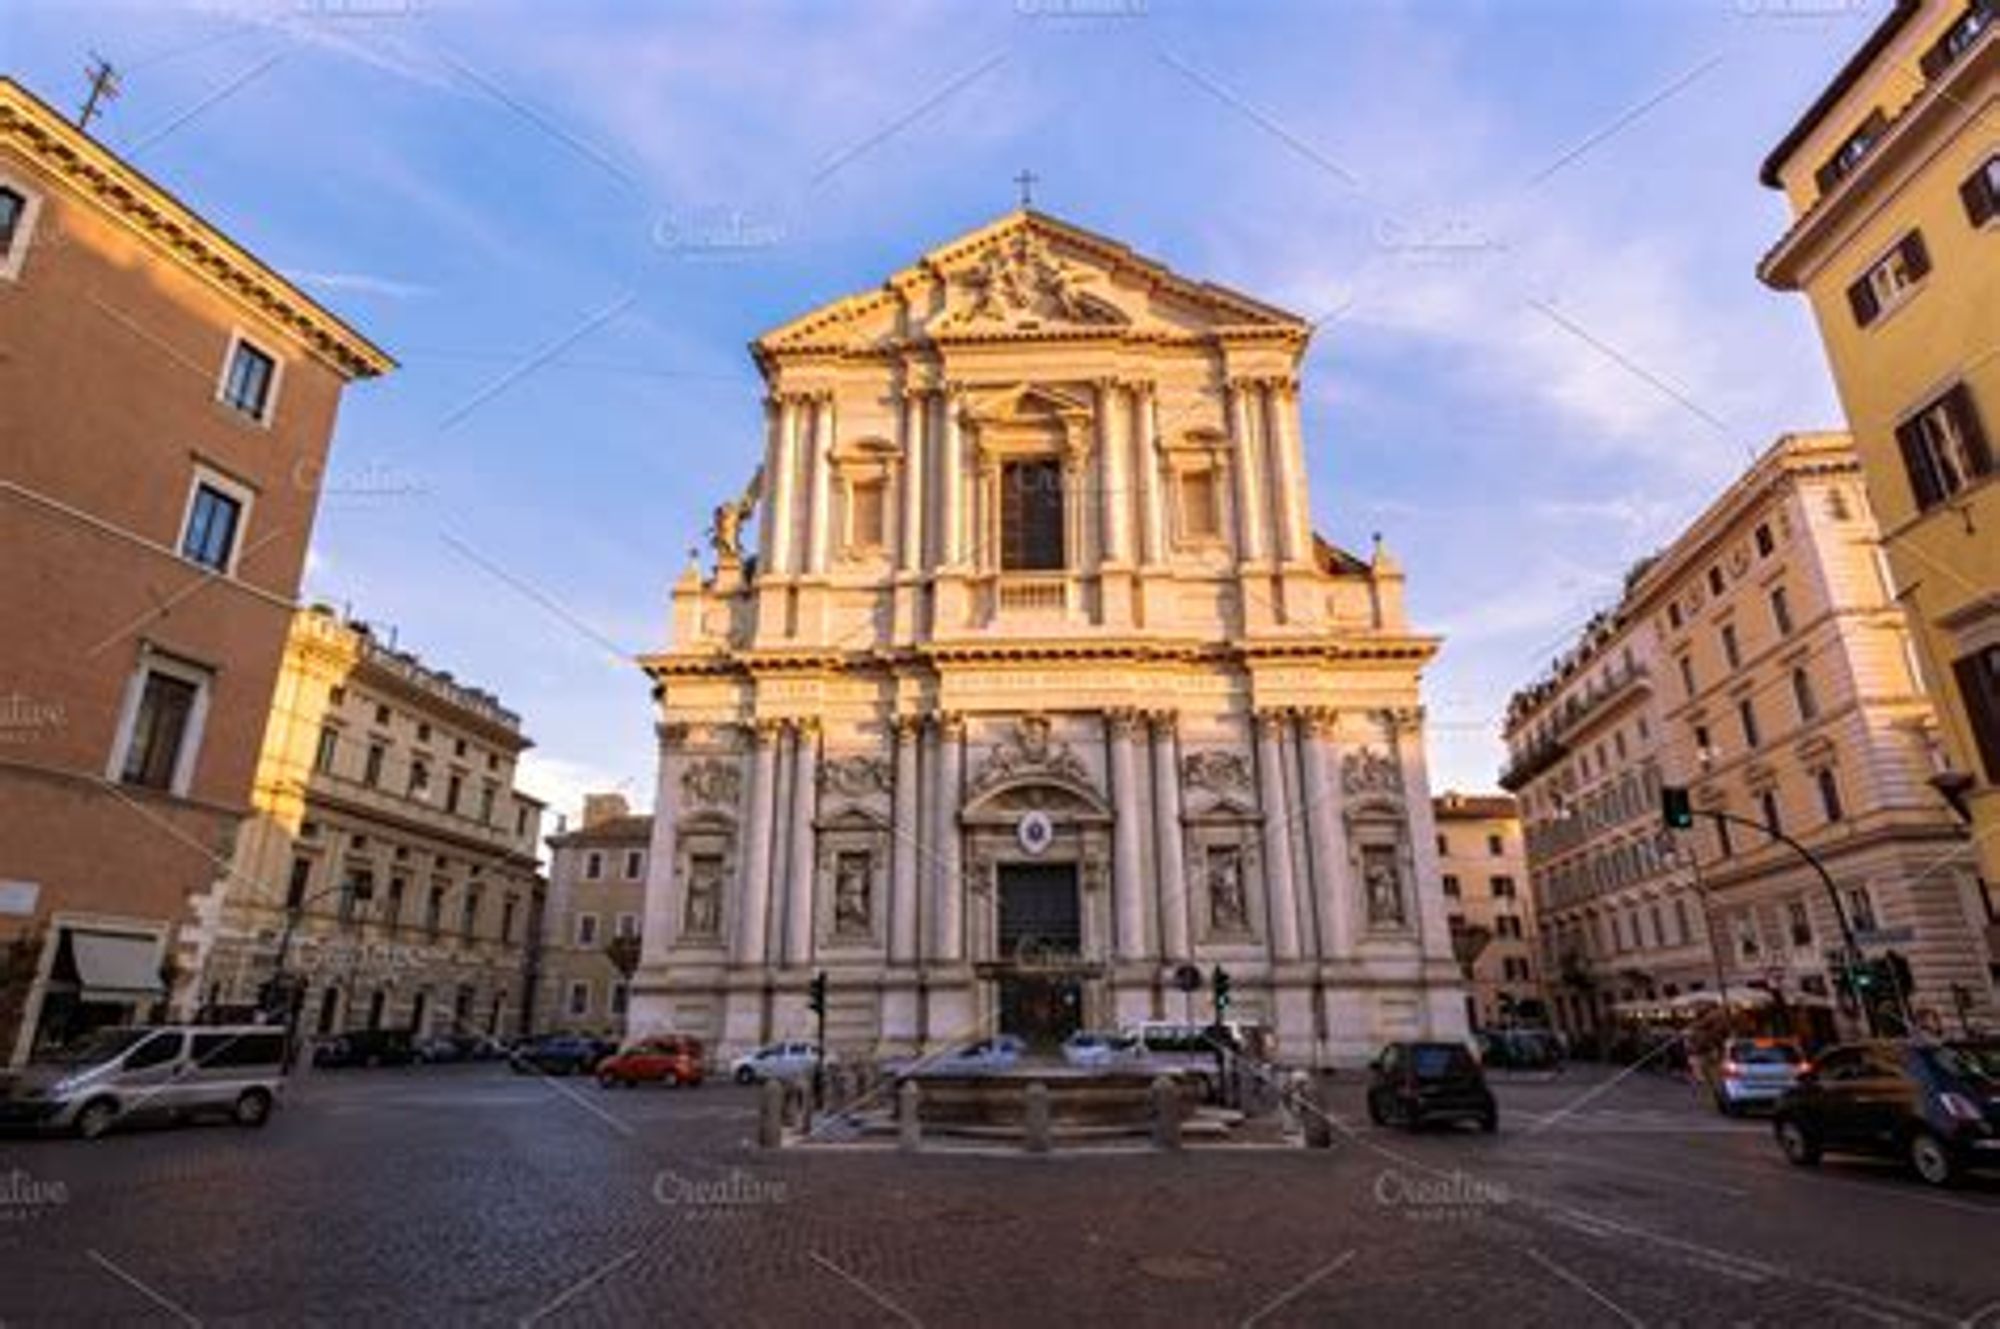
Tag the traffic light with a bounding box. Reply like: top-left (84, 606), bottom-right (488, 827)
top-left (807, 970), bottom-right (828, 1016)
top-left (1883, 950), bottom-right (1914, 996)
top-left (1211, 966), bottom-right (1232, 1015)
top-left (1661, 786), bottom-right (1694, 830)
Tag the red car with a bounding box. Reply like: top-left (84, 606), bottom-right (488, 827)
top-left (596, 1035), bottom-right (705, 1088)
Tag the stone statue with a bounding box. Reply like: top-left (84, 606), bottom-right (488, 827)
top-left (683, 858), bottom-right (722, 936)
top-left (833, 853), bottom-right (872, 935)
top-left (1363, 847), bottom-right (1407, 926)
top-left (708, 465), bottom-right (763, 562)
top-left (1209, 849), bottom-right (1249, 932)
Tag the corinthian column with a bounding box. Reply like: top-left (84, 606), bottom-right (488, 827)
top-left (942, 387), bottom-right (965, 567)
top-left (1265, 379), bottom-right (1308, 564)
top-left (782, 718), bottom-right (820, 966)
top-left (1138, 383), bottom-right (1166, 566)
top-left (732, 721), bottom-right (782, 966)
top-left (1107, 709), bottom-right (1146, 960)
top-left (1096, 379), bottom-right (1130, 564)
top-left (1391, 707), bottom-right (1456, 965)
top-left (1229, 380), bottom-right (1268, 563)
top-left (768, 395), bottom-right (800, 574)
top-left (640, 723), bottom-right (686, 968)
top-left (806, 392), bottom-right (835, 574)
top-left (1150, 711), bottom-right (1190, 961)
top-left (1299, 708), bottom-right (1351, 959)
top-left (931, 713), bottom-right (965, 961)
top-left (901, 388), bottom-right (928, 572)
top-left (1255, 711), bottom-right (1302, 961)
top-left (890, 715), bottom-right (922, 964)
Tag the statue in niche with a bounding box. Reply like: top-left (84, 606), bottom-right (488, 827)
top-left (683, 856), bottom-right (723, 936)
top-left (1362, 845), bottom-right (1407, 926)
top-left (833, 851), bottom-right (872, 936)
top-left (1208, 847), bottom-right (1249, 933)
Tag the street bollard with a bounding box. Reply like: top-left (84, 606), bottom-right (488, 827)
top-left (897, 1079), bottom-right (922, 1153)
top-left (1150, 1075), bottom-right (1182, 1151)
top-left (1302, 1072), bottom-right (1334, 1150)
top-left (758, 1077), bottom-right (785, 1149)
top-left (1024, 1080), bottom-right (1052, 1154)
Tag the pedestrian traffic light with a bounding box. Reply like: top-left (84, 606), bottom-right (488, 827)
top-left (1661, 786), bottom-right (1694, 830)
top-left (1211, 966), bottom-right (1232, 1015)
top-left (807, 970), bottom-right (828, 1016)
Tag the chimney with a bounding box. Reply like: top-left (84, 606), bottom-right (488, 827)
top-left (581, 792), bottom-right (630, 829)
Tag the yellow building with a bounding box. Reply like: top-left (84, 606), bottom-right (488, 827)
top-left (187, 606), bottom-right (546, 1042)
top-left (538, 793), bottom-right (651, 1039)
top-left (1432, 793), bottom-right (1545, 1031)
top-left (1758, 0), bottom-right (2000, 911)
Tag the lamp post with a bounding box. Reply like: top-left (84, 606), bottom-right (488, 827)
top-left (264, 875), bottom-right (375, 1069)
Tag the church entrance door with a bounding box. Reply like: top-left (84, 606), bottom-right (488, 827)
top-left (995, 862), bottom-right (1083, 1050)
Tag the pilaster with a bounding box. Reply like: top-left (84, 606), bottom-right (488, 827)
top-left (1255, 709), bottom-right (1302, 962)
top-left (1149, 709), bottom-right (1190, 962)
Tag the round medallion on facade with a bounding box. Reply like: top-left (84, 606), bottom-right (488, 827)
top-left (1017, 810), bottom-right (1054, 856)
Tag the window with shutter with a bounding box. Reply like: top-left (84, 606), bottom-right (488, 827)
top-left (1855, 230), bottom-right (1929, 323)
top-left (1964, 156), bottom-right (2000, 226)
top-left (1953, 646), bottom-right (2000, 783)
top-left (1898, 383), bottom-right (1991, 511)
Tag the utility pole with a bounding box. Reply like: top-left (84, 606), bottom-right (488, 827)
top-left (79, 54), bottom-right (121, 132)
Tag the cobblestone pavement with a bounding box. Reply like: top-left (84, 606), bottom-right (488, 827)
top-left (3, 1062), bottom-right (1997, 1326)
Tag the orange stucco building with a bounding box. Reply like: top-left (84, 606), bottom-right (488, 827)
top-left (0, 77), bottom-right (393, 1063)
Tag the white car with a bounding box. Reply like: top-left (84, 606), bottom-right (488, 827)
top-left (730, 1041), bottom-right (824, 1084)
top-left (1061, 1031), bottom-right (1137, 1068)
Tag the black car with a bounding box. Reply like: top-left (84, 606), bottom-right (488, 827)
top-left (1773, 1039), bottom-right (2000, 1187)
top-left (1367, 1041), bottom-right (1498, 1132)
top-left (313, 1028), bottom-right (416, 1069)
top-left (510, 1034), bottom-right (610, 1077)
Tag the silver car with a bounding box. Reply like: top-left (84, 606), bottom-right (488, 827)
top-left (730, 1041), bottom-right (825, 1084)
top-left (0, 1025), bottom-right (288, 1139)
top-left (1709, 1037), bottom-right (1807, 1116)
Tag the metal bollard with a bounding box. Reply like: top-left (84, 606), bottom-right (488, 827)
top-left (897, 1079), bottom-right (922, 1153)
top-left (1024, 1080), bottom-right (1052, 1154)
top-left (758, 1077), bottom-right (785, 1148)
top-left (1150, 1075), bottom-right (1182, 1151)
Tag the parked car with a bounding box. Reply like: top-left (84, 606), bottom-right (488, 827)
top-left (509, 1034), bottom-right (610, 1077)
top-left (0, 1025), bottom-right (289, 1139)
top-left (730, 1041), bottom-right (824, 1084)
top-left (313, 1028), bottom-right (416, 1069)
top-left (1366, 1041), bottom-right (1498, 1133)
top-left (1061, 1030), bottom-right (1137, 1068)
top-left (934, 1035), bottom-right (1026, 1072)
top-left (1773, 1040), bottom-right (2000, 1187)
top-left (414, 1034), bottom-right (467, 1065)
top-left (1704, 1037), bottom-right (1807, 1116)
top-left (597, 1036), bottom-right (706, 1088)
top-left (1477, 1028), bottom-right (1565, 1071)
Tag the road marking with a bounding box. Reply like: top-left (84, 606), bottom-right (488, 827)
top-left (1525, 1247), bottom-right (1647, 1327)
top-left (1240, 1249), bottom-right (1357, 1327)
top-left (1510, 1150), bottom-right (1750, 1199)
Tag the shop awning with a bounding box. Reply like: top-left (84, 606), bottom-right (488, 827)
top-left (70, 931), bottom-right (164, 1003)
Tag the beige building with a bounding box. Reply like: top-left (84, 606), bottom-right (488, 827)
top-left (188, 607), bottom-right (546, 1042)
top-left (538, 794), bottom-right (651, 1039)
top-left (0, 78), bottom-right (392, 1063)
top-left (1506, 433), bottom-right (1994, 1046)
top-left (1758, 0), bottom-right (2000, 909)
top-left (632, 210), bottom-right (1466, 1068)
top-left (1433, 793), bottom-right (1544, 1031)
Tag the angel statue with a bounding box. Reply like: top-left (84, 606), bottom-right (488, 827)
top-left (708, 465), bottom-right (764, 562)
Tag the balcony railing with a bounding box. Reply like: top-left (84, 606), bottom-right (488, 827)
top-left (994, 573), bottom-right (1070, 616)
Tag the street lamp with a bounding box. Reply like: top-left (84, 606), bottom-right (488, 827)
top-left (263, 874), bottom-right (374, 1065)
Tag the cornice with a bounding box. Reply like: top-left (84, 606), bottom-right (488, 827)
top-left (0, 79), bottom-right (395, 380)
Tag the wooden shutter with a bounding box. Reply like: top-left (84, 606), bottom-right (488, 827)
top-left (1847, 273), bottom-right (1880, 326)
top-left (1946, 382), bottom-right (1992, 477)
top-left (1896, 416), bottom-right (1944, 509)
top-left (1962, 159), bottom-right (1998, 226)
top-left (1952, 649), bottom-right (2000, 784)
top-left (1898, 230), bottom-right (1931, 280)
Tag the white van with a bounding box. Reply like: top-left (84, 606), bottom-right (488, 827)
top-left (0, 1025), bottom-right (289, 1139)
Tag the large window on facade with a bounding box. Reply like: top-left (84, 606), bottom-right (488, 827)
top-left (1814, 107), bottom-right (1887, 195)
top-left (999, 458), bottom-right (1064, 571)
top-left (0, 186), bottom-right (25, 259)
top-left (1953, 644), bottom-right (2000, 783)
top-left (1897, 384), bottom-right (1991, 511)
top-left (116, 664), bottom-right (204, 792)
top-left (180, 479), bottom-right (245, 573)
top-left (1846, 231), bottom-right (1930, 327)
top-left (1963, 154), bottom-right (2000, 226)
top-left (220, 337), bottom-right (278, 422)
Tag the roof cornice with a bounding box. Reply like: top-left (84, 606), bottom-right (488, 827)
top-left (0, 77), bottom-right (395, 380)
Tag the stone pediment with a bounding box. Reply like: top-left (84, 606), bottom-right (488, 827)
top-left (752, 210), bottom-right (1307, 358)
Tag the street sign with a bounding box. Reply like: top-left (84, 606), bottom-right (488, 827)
top-left (1173, 963), bottom-right (1203, 993)
top-left (1852, 926), bottom-right (1915, 947)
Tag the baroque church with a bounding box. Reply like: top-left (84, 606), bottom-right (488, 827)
top-left (630, 210), bottom-right (1467, 1066)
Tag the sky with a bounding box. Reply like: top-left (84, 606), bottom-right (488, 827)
top-left (5, 0), bottom-right (1871, 824)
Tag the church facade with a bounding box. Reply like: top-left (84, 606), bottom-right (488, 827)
top-left (630, 211), bottom-right (1466, 1067)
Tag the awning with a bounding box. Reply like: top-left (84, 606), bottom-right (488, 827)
top-left (70, 931), bottom-right (164, 1004)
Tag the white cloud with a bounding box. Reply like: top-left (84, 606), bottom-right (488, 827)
top-left (517, 750), bottom-right (648, 836)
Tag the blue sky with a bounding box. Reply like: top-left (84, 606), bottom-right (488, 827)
top-left (6, 0), bottom-right (1870, 821)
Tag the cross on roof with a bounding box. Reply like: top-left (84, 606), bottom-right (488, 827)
top-left (1013, 169), bottom-right (1039, 210)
